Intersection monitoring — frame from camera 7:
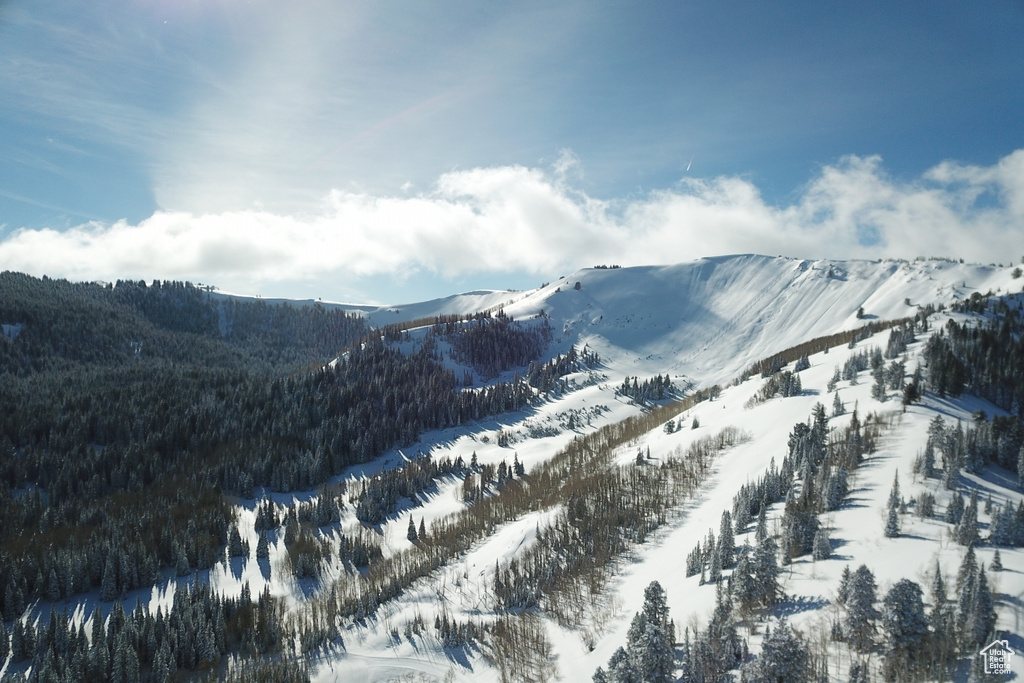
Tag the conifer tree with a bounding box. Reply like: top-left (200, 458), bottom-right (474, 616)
top-left (607, 646), bottom-right (639, 683)
top-left (945, 491), bottom-right (965, 524)
top-left (837, 565), bottom-right (852, 607)
top-left (813, 528), bottom-right (832, 560)
top-left (884, 504), bottom-right (900, 538)
top-left (755, 504), bottom-right (768, 543)
top-left (921, 440), bottom-right (936, 478)
top-left (887, 470), bottom-right (901, 510)
top-left (881, 579), bottom-right (928, 681)
top-left (718, 511), bottom-right (735, 569)
top-left (745, 618), bottom-right (809, 683)
top-left (967, 565), bottom-right (996, 650)
top-left (256, 531), bottom-right (270, 559)
top-left (832, 390), bottom-right (844, 417)
top-left (0, 618), bottom-right (8, 662)
top-left (955, 490), bottom-right (980, 546)
top-left (101, 552), bottom-right (119, 601)
top-left (407, 516), bottom-right (418, 542)
top-left (845, 565), bottom-right (880, 652)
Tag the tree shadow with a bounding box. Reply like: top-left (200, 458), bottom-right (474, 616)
top-left (257, 556), bottom-right (272, 581)
top-left (773, 595), bottom-right (831, 618)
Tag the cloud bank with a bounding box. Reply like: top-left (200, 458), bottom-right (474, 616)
top-left (2, 150), bottom-right (1022, 297)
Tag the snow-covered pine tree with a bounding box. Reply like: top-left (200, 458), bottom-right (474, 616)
top-left (966, 565), bottom-right (996, 650)
top-left (813, 528), bottom-right (831, 560)
top-left (929, 560), bottom-right (956, 674)
top-left (887, 470), bottom-right (901, 510)
top-left (754, 536), bottom-right (782, 608)
top-left (881, 579), bottom-right (928, 681)
top-left (825, 467), bottom-right (848, 511)
top-left (844, 565), bottom-right (880, 652)
top-left (1018, 446), bottom-right (1024, 491)
top-left (607, 646), bottom-right (638, 683)
top-left (755, 503), bottom-right (768, 542)
top-left (884, 504), bottom-right (900, 538)
top-left (743, 618), bottom-right (810, 683)
top-left (848, 660), bottom-right (869, 683)
top-left (871, 363), bottom-right (887, 402)
top-left (955, 545), bottom-right (979, 645)
top-left (945, 491), bottom-right (965, 524)
top-left (921, 440), bottom-right (936, 478)
top-left (837, 565), bottom-right (852, 607)
top-left (955, 490), bottom-right (979, 546)
top-left (718, 511), bottom-right (735, 569)
top-left (407, 516), bottom-right (418, 542)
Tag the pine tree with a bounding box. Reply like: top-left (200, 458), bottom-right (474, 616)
top-left (718, 511), bottom-right (735, 569)
top-left (955, 490), bottom-right (979, 546)
top-left (845, 565), bottom-right (880, 652)
top-left (407, 516), bottom-right (418, 542)
top-left (832, 390), bottom-right (844, 417)
top-left (256, 531), bottom-right (270, 559)
top-left (101, 552), bottom-right (118, 601)
top-left (921, 440), bottom-right (936, 478)
top-left (848, 660), bottom-right (869, 683)
top-left (945, 491), bottom-right (965, 524)
top-left (813, 528), bottom-right (831, 560)
top-left (746, 618), bottom-right (810, 683)
top-left (967, 565), bottom-right (996, 650)
top-left (881, 579), bottom-right (928, 681)
top-left (837, 565), bottom-right (852, 607)
top-left (635, 620), bottom-right (674, 683)
top-left (228, 525), bottom-right (246, 557)
top-left (0, 618), bottom-right (8, 662)
top-left (755, 502), bottom-right (768, 543)
top-left (956, 545), bottom-right (979, 646)
top-left (9, 619), bottom-right (25, 663)
top-left (992, 549), bottom-right (1003, 571)
top-left (608, 646), bottom-right (639, 683)
top-left (887, 470), bottom-right (901, 510)
top-left (884, 504), bottom-right (900, 538)
top-left (825, 467), bottom-right (848, 511)
top-left (732, 542), bottom-right (758, 617)
top-left (754, 536), bottom-right (782, 608)
top-left (1018, 446), bottom-right (1024, 491)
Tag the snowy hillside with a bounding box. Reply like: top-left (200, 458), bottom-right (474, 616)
top-left (3, 256), bottom-right (1023, 683)
top-left (297, 289), bottom-right (1024, 682)
top-left (498, 255), bottom-right (1017, 386)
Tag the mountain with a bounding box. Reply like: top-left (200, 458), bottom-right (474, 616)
top-left (360, 254), bottom-right (1014, 384)
top-left (1, 256), bottom-right (1022, 683)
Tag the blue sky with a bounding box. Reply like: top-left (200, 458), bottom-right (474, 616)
top-left (1, 1), bottom-right (1023, 303)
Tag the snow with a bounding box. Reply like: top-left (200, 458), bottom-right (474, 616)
top-left (299, 257), bottom-right (1024, 681)
top-left (16, 255), bottom-right (1024, 681)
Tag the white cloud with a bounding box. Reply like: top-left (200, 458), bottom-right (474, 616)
top-left (2, 150), bottom-right (1023, 297)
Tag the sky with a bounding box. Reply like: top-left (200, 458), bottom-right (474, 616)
top-left (1, 1), bottom-right (1023, 304)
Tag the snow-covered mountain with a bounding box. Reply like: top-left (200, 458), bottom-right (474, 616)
top-left (6, 255), bottom-right (1023, 683)
top-left (285, 255), bottom-right (1022, 682)
top-left (363, 255), bottom-right (1016, 385)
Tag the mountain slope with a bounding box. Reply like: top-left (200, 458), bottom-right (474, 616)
top-left (497, 255), bottom-right (1016, 385)
top-left (310, 291), bottom-right (1024, 682)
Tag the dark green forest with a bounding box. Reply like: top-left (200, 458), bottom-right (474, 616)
top-left (0, 273), bottom-right (569, 681)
